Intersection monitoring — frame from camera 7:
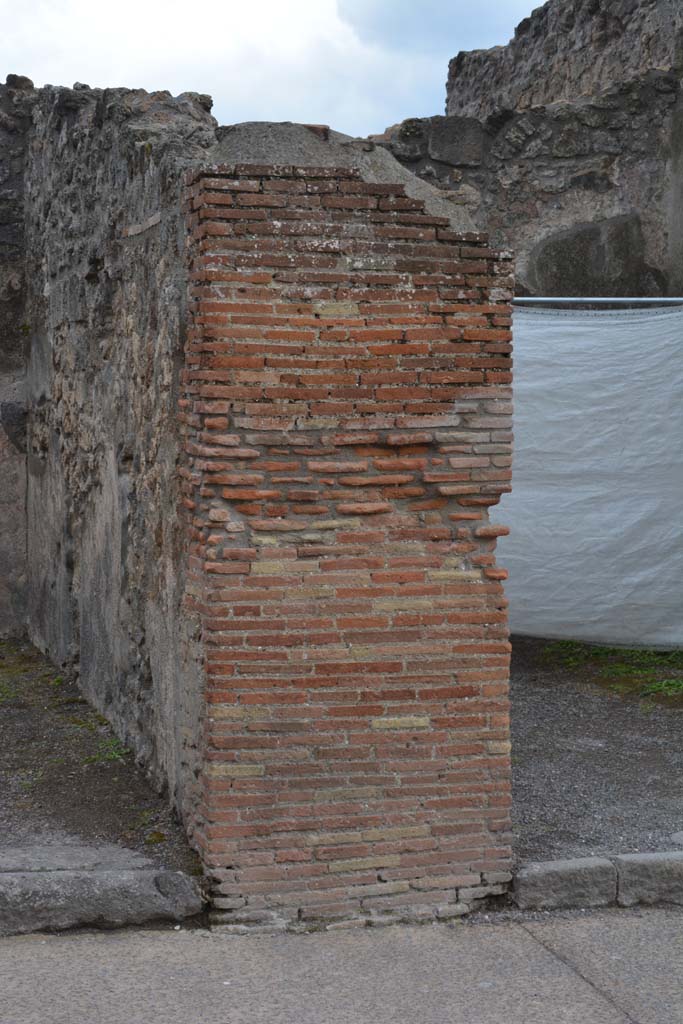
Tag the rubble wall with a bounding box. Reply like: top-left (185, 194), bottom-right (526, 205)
top-left (447, 0), bottom-right (683, 119)
top-left (0, 78), bottom-right (34, 635)
top-left (384, 72), bottom-right (680, 295)
top-left (23, 84), bottom-right (216, 817)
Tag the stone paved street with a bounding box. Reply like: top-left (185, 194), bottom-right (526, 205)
top-left (2, 906), bottom-right (682, 1024)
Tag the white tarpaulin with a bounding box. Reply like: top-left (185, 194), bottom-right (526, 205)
top-left (498, 305), bottom-right (683, 647)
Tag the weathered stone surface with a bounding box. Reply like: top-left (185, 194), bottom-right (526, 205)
top-left (21, 84), bottom-right (218, 820)
top-left (0, 844), bottom-right (153, 873)
top-left (526, 214), bottom-right (666, 297)
top-left (390, 0), bottom-right (683, 297)
top-left (435, 903), bottom-right (470, 920)
top-left (513, 858), bottom-right (617, 911)
top-left (427, 117), bottom-right (485, 167)
top-left (0, 76), bottom-right (36, 636)
top-left (446, 0), bottom-right (683, 119)
top-left (0, 869), bottom-right (202, 936)
top-left (614, 852), bottom-right (683, 907)
top-left (210, 120), bottom-right (475, 231)
top-left (383, 72), bottom-right (681, 295)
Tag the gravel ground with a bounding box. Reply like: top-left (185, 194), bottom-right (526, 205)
top-left (0, 637), bottom-right (200, 874)
top-left (511, 636), bottom-right (683, 864)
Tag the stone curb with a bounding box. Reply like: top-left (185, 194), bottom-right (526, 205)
top-left (513, 851), bottom-right (683, 911)
top-left (0, 869), bottom-right (204, 937)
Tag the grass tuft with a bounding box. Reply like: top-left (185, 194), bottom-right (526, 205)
top-left (542, 640), bottom-right (683, 704)
top-left (83, 738), bottom-right (130, 766)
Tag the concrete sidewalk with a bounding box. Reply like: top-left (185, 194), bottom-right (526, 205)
top-left (2, 906), bottom-right (682, 1024)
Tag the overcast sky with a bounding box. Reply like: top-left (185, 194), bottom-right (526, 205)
top-left (1, 0), bottom-right (535, 136)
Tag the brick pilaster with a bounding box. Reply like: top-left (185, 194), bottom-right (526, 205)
top-left (181, 164), bottom-right (514, 928)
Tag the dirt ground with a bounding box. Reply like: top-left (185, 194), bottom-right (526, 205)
top-left (0, 637), bottom-right (200, 875)
top-left (511, 636), bottom-right (683, 864)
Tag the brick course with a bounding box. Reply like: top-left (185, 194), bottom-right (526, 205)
top-left (182, 164), bottom-right (514, 928)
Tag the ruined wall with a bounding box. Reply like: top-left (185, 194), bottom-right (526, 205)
top-left (6, 72), bottom-right (513, 918)
top-left (384, 71), bottom-right (680, 295)
top-left (0, 77), bottom-right (35, 635)
top-left (668, 79), bottom-right (683, 295)
top-left (184, 164), bottom-right (513, 927)
top-left (23, 84), bottom-right (216, 815)
top-left (408, 0), bottom-right (683, 296)
top-left (447, 0), bottom-right (683, 119)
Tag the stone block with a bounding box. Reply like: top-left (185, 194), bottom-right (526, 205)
top-left (0, 870), bottom-right (202, 937)
top-left (436, 902), bottom-right (470, 920)
top-left (613, 852), bottom-right (683, 907)
top-left (513, 858), bottom-right (616, 911)
top-left (428, 117), bottom-right (485, 167)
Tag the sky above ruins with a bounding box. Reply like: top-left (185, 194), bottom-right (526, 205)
top-left (3, 0), bottom-right (534, 135)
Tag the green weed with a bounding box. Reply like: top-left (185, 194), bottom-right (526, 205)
top-left (67, 716), bottom-right (97, 732)
top-left (542, 641), bottom-right (683, 704)
top-left (0, 680), bottom-right (17, 703)
top-left (641, 679), bottom-right (683, 698)
top-left (144, 830), bottom-right (167, 845)
top-left (129, 808), bottom-right (155, 830)
top-left (18, 768), bottom-right (44, 790)
top-left (83, 738), bottom-right (129, 766)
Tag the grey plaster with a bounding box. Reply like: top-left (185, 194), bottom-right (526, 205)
top-left (212, 121), bottom-right (475, 232)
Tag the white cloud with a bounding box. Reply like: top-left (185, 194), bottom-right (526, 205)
top-left (0, 0), bottom-right (534, 135)
top-left (338, 0), bottom-right (534, 54)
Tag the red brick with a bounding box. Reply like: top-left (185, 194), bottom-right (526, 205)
top-left (182, 165), bottom-right (513, 923)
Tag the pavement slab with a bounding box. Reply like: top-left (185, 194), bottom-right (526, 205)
top-left (525, 906), bottom-right (683, 1024)
top-left (3, 908), bottom-right (675, 1024)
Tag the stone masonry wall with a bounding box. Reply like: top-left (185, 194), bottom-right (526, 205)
top-left (22, 84), bottom-right (216, 816)
top-left (384, 71), bottom-right (680, 295)
top-left (0, 77), bottom-right (35, 635)
top-left (183, 164), bottom-right (513, 928)
top-left (447, 0), bottom-right (683, 119)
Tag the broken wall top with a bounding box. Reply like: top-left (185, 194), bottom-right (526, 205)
top-left (447, 0), bottom-right (683, 119)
